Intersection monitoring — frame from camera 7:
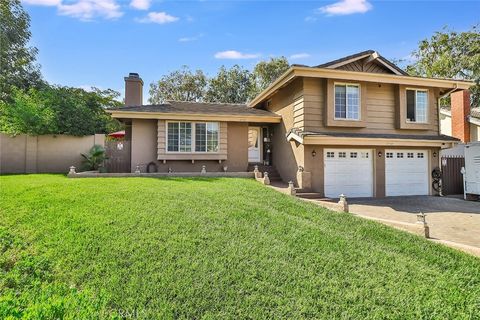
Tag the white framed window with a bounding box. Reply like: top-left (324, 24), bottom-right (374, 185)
top-left (195, 122), bottom-right (219, 152)
top-left (334, 83), bottom-right (360, 120)
top-left (350, 152), bottom-right (358, 158)
top-left (339, 152), bottom-right (346, 158)
top-left (417, 152), bottom-right (424, 158)
top-left (397, 153), bottom-right (404, 158)
top-left (386, 152), bottom-right (393, 158)
top-left (326, 152), bottom-right (335, 158)
top-left (406, 89), bottom-right (428, 123)
top-left (167, 121), bottom-right (219, 153)
top-left (407, 152), bottom-right (414, 158)
top-left (361, 152), bottom-right (369, 158)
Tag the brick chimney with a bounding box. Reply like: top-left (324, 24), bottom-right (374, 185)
top-left (124, 73), bottom-right (143, 106)
top-left (450, 90), bottom-right (471, 143)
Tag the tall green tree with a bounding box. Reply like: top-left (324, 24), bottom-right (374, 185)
top-left (406, 25), bottom-right (480, 107)
top-left (250, 56), bottom-right (290, 99)
top-left (0, 0), bottom-right (42, 102)
top-left (0, 86), bottom-right (122, 136)
top-left (205, 65), bottom-right (255, 104)
top-left (149, 66), bottom-right (207, 104)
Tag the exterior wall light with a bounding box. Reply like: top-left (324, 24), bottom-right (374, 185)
top-left (433, 151), bottom-right (437, 157)
top-left (378, 151), bottom-right (383, 157)
top-left (312, 150), bottom-right (317, 157)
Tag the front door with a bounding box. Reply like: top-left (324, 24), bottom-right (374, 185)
top-left (248, 127), bottom-right (261, 163)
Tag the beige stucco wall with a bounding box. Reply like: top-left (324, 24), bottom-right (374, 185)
top-left (131, 119), bottom-right (158, 172)
top-left (226, 122), bottom-right (248, 171)
top-left (130, 120), bottom-right (248, 173)
top-left (440, 112), bottom-right (452, 136)
top-left (0, 133), bottom-right (105, 174)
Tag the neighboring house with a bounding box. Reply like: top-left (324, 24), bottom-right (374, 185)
top-left (109, 50), bottom-right (473, 198)
top-left (440, 94), bottom-right (480, 142)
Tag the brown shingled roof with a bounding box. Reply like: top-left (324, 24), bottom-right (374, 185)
top-left (111, 100), bottom-right (277, 117)
top-left (315, 50), bottom-right (409, 76)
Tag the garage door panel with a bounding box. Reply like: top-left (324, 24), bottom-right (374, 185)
top-left (386, 149), bottom-right (428, 196)
top-left (324, 149), bottom-right (373, 198)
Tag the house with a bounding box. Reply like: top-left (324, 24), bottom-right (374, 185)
top-left (439, 90), bottom-right (480, 142)
top-left (108, 50), bottom-right (474, 198)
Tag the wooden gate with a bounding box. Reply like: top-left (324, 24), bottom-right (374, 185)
top-left (441, 156), bottom-right (465, 195)
top-left (105, 140), bottom-right (131, 173)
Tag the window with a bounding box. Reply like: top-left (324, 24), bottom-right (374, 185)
top-left (417, 153), bottom-right (424, 158)
top-left (326, 152), bottom-right (335, 158)
top-left (195, 122), bottom-right (219, 152)
top-left (386, 152), bottom-right (393, 158)
top-left (339, 152), bottom-right (346, 158)
top-left (335, 84), bottom-right (360, 120)
top-left (406, 89), bottom-right (428, 123)
top-left (397, 153), bottom-right (404, 158)
top-left (407, 152), bottom-right (414, 158)
top-left (350, 152), bottom-right (358, 158)
top-left (167, 122), bottom-right (219, 153)
top-left (361, 152), bottom-right (369, 158)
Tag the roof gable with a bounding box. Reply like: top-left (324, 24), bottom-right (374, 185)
top-left (316, 50), bottom-right (408, 76)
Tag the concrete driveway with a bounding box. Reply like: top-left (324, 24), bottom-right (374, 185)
top-left (348, 196), bottom-right (480, 249)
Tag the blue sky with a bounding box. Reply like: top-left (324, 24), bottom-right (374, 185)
top-left (24, 0), bottom-right (480, 100)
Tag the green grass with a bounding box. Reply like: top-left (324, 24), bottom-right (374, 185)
top-left (0, 175), bottom-right (479, 319)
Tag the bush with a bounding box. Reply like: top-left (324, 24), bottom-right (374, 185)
top-left (81, 145), bottom-right (108, 172)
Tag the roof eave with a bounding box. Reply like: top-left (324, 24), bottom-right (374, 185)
top-left (108, 110), bottom-right (281, 123)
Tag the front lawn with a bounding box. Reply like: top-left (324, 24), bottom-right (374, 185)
top-left (0, 175), bottom-right (479, 319)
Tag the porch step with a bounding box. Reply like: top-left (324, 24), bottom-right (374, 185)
top-left (296, 192), bottom-right (324, 200)
top-left (248, 164), bottom-right (282, 181)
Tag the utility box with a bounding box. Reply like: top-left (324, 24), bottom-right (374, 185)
top-left (464, 142), bottom-right (480, 197)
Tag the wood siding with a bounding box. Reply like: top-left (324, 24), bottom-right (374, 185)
top-left (298, 79), bottom-right (440, 135)
top-left (157, 120), bottom-right (228, 160)
top-left (336, 59), bottom-right (392, 74)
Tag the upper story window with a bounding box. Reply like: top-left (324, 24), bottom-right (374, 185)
top-left (335, 83), bottom-right (360, 120)
top-left (167, 121), bottom-right (219, 153)
top-left (406, 89), bottom-right (428, 123)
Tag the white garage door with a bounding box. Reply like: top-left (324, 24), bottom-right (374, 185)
top-left (385, 150), bottom-right (429, 196)
top-left (324, 149), bottom-right (374, 198)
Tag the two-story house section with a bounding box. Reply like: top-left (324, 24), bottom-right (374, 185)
top-left (249, 50), bottom-right (473, 198)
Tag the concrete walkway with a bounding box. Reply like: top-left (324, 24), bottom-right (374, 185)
top-left (267, 182), bottom-right (480, 257)
top-left (348, 196), bottom-right (480, 249)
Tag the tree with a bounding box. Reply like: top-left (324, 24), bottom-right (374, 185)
top-left (0, 88), bottom-right (55, 135)
top-left (149, 66), bottom-right (207, 104)
top-left (0, 86), bottom-right (123, 136)
top-left (0, 0), bottom-right (42, 102)
top-left (406, 25), bottom-right (480, 107)
top-left (205, 65), bottom-right (255, 104)
top-left (250, 57), bottom-right (290, 99)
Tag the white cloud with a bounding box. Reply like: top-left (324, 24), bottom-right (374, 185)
top-left (178, 33), bottom-right (204, 42)
top-left (23, 0), bottom-right (60, 6)
top-left (130, 0), bottom-right (150, 10)
top-left (58, 0), bottom-right (123, 20)
top-left (214, 50), bottom-right (261, 59)
top-left (290, 53), bottom-right (310, 60)
top-left (318, 0), bottom-right (372, 16)
top-left (137, 11), bottom-right (179, 24)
